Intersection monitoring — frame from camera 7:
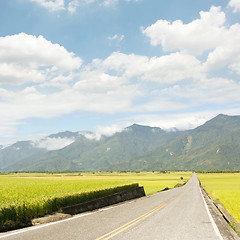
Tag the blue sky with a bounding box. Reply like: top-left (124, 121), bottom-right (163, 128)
top-left (0, 0), bottom-right (240, 144)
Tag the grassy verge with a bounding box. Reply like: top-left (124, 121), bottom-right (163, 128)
top-left (198, 173), bottom-right (240, 225)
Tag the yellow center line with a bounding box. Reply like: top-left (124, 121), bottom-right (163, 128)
top-left (95, 193), bottom-right (182, 240)
top-left (102, 203), bottom-right (167, 240)
top-left (95, 203), bottom-right (167, 240)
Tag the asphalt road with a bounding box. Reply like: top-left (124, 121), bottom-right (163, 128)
top-left (0, 173), bottom-right (238, 240)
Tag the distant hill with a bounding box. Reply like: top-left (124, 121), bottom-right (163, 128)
top-left (117, 114), bottom-right (240, 171)
top-left (0, 141), bottom-right (47, 171)
top-left (3, 124), bottom-right (180, 172)
top-left (0, 131), bottom-right (79, 171)
top-left (1, 114), bottom-right (240, 172)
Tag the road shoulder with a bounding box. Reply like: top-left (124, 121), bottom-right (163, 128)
top-left (200, 184), bottom-right (239, 240)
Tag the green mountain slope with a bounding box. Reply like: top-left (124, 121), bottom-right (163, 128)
top-left (118, 114), bottom-right (240, 171)
top-left (0, 131), bottom-right (80, 171)
top-left (0, 141), bottom-right (47, 171)
top-left (71, 124), bottom-right (180, 171)
top-left (4, 124), bottom-right (180, 172)
top-left (5, 135), bottom-right (104, 172)
top-left (2, 114), bottom-right (240, 172)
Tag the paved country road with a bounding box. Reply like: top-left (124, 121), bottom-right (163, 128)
top-left (0, 173), bottom-right (239, 240)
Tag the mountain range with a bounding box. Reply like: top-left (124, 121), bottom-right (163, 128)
top-left (0, 114), bottom-right (240, 172)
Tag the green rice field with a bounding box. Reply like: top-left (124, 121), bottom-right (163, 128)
top-left (0, 171), bottom-right (191, 231)
top-left (198, 173), bottom-right (240, 224)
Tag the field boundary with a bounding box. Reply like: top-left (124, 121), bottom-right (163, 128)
top-left (199, 182), bottom-right (240, 239)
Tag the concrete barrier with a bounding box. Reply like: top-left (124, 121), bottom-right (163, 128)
top-left (62, 186), bottom-right (145, 215)
top-left (215, 202), bottom-right (240, 236)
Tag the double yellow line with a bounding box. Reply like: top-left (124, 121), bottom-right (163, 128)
top-left (96, 202), bottom-right (167, 240)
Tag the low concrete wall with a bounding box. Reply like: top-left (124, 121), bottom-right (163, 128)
top-left (215, 201), bottom-right (240, 236)
top-left (62, 186), bottom-right (145, 215)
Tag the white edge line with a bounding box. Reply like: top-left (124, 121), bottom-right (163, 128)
top-left (0, 197), bottom-right (138, 239)
top-left (199, 185), bottom-right (224, 240)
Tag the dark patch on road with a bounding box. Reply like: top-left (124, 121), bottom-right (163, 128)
top-left (32, 213), bottom-right (72, 225)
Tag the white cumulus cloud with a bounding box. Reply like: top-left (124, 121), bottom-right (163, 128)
top-left (204, 23), bottom-right (240, 74)
top-left (101, 52), bottom-right (204, 83)
top-left (228, 0), bottom-right (240, 13)
top-left (142, 5), bottom-right (240, 76)
top-left (142, 6), bottom-right (226, 56)
top-left (0, 63), bottom-right (44, 85)
top-left (0, 33), bottom-right (82, 85)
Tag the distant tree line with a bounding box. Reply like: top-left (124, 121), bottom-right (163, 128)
top-left (196, 170), bottom-right (240, 173)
